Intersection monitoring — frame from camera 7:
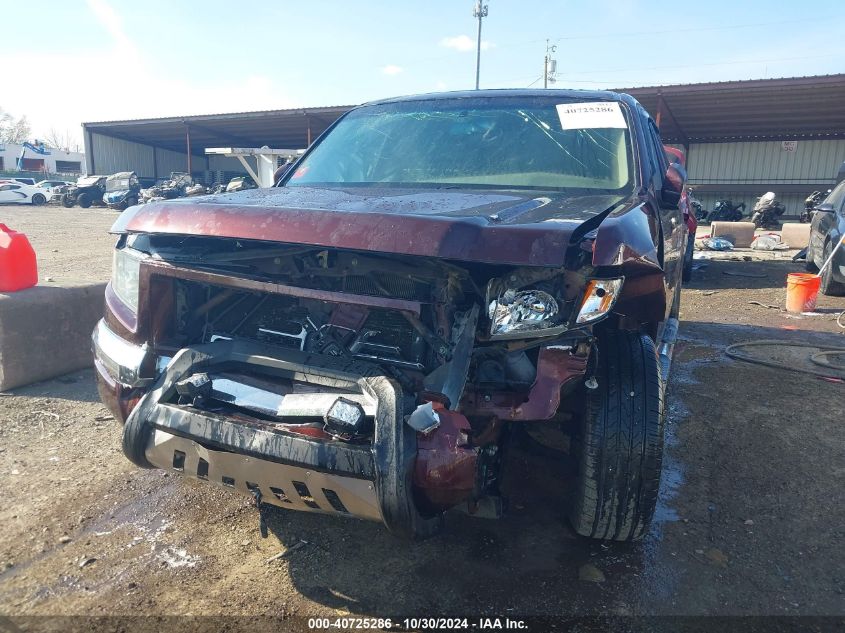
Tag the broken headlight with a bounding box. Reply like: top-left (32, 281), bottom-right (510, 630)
top-left (111, 248), bottom-right (145, 312)
top-left (488, 288), bottom-right (560, 338)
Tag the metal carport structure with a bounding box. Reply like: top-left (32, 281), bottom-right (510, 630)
top-left (83, 105), bottom-right (352, 183)
top-left (83, 75), bottom-right (845, 213)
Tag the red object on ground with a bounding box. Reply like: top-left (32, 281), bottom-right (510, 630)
top-left (0, 223), bottom-right (38, 292)
top-left (785, 272), bottom-right (821, 313)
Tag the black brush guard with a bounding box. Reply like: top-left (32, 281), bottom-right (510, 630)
top-left (121, 339), bottom-right (443, 539)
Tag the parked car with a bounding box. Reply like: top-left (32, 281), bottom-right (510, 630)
top-left (95, 89), bottom-right (687, 543)
top-left (805, 180), bottom-right (845, 295)
top-left (36, 179), bottom-right (73, 191)
top-left (103, 172), bottom-right (141, 211)
top-left (62, 175), bottom-right (107, 208)
top-left (0, 177), bottom-right (37, 186)
top-left (0, 181), bottom-right (49, 205)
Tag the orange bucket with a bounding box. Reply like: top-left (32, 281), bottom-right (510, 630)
top-left (785, 273), bottom-right (821, 313)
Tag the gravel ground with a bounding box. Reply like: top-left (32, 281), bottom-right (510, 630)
top-left (1, 204), bottom-right (844, 625)
top-left (0, 204), bottom-right (116, 284)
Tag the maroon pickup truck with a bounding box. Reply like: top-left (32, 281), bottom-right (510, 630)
top-left (94, 90), bottom-right (687, 542)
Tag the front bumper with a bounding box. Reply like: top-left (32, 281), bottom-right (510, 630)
top-left (94, 321), bottom-right (443, 538)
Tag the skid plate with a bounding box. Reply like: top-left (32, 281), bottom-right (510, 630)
top-left (146, 429), bottom-right (382, 521)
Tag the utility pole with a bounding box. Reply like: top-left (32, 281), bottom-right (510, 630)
top-left (473, 1), bottom-right (488, 90)
top-left (544, 39), bottom-right (557, 89)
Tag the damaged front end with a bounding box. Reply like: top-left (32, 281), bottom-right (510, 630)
top-left (94, 230), bottom-right (635, 537)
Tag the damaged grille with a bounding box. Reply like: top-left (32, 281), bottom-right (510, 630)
top-left (173, 280), bottom-right (432, 373)
top-left (336, 273), bottom-right (430, 302)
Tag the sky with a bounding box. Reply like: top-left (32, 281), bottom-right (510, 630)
top-left (3, 0), bottom-right (844, 145)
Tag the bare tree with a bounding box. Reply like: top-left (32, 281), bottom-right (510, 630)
top-left (43, 128), bottom-right (83, 153)
top-left (0, 106), bottom-right (31, 144)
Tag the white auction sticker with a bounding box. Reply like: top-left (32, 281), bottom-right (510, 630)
top-left (556, 101), bottom-right (627, 129)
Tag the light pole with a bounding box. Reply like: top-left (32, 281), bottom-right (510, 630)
top-left (473, 1), bottom-right (488, 90)
top-left (544, 39), bottom-right (557, 89)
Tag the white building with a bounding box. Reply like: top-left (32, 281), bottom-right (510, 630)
top-left (0, 142), bottom-right (87, 175)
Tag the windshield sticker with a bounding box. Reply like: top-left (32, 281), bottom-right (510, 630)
top-left (556, 102), bottom-right (626, 130)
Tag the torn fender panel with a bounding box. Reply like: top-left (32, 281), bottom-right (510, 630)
top-left (592, 203), bottom-right (661, 269)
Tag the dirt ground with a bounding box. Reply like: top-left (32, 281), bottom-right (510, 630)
top-left (1, 205), bottom-right (844, 625)
top-left (0, 204), bottom-right (116, 284)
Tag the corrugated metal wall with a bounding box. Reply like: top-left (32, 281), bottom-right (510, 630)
top-left (87, 133), bottom-right (155, 177)
top-left (86, 132), bottom-right (248, 184)
top-left (684, 139), bottom-right (845, 217)
top-left (688, 140), bottom-right (845, 185)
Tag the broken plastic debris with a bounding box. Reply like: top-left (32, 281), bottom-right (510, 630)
top-left (751, 235), bottom-right (788, 251)
top-left (407, 402), bottom-right (441, 434)
top-left (701, 237), bottom-right (734, 251)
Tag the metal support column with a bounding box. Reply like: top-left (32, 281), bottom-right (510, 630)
top-left (185, 125), bottom-right (192, 175)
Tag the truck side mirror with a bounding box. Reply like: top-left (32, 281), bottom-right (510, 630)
top-left (660, 163), bottom-right (686, 208)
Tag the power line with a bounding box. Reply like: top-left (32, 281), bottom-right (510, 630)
top-left (551, 14), bottom-right (845, 43)
top-left (557, 52), bottom-right (841, 77)
top-left (365, 13), bottom-right (844, 76)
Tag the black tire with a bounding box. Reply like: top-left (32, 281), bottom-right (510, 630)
top-left (125, 196), bottom-right (138, 208)
top-left (804, 244), bottom-right (818, 272)
top-left (569, 331), bottom-right (664, 542)
top-left (31, 193), bottom-right (46, 206)
top-left (682, 233), bottom-right (694, 283)
top-left (62, 194), bottom-right (74, 208)
top-left (77, 193), bottom-right (92, 208)
top-left (820, 240), bottom-right (845, 296)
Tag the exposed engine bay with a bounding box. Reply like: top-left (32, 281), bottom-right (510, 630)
top-left (106, 231), bottom-right (624, 527)
top-left (128, 233), bottom-right (600, 407)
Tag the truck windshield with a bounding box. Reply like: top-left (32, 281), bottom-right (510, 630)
top-left (286, 97), bottom-right (633, 192)
top-left (107, 179), bottom-right (130, 191)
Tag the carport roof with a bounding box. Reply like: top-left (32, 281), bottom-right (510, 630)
top-left (83, 74), bottom-right (845, 151)
top-left (83, 105), bottom-right (355, 153)
top-left (619, 74), bottom-right (845, 144)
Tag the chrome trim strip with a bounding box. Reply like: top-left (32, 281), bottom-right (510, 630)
top-left (92, 319), bottom-right (156, 387)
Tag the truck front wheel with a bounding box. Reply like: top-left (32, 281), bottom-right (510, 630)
top-left (568, 331), bottom-right (665, 541)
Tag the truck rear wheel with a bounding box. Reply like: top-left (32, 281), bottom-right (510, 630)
top-left (804, 243), bottom-right (818, 272)
top-left (568, 331), bottom-right (664, 541)
top-left (62, 194), bottom-right (74, 208)
top-left (77, 193), bottom-right (92, 209)
top-left (820, 240), bottom-right (845, 296)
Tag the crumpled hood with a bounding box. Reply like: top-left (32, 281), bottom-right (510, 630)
top-left (114, 186), bottom-right (626, 267)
